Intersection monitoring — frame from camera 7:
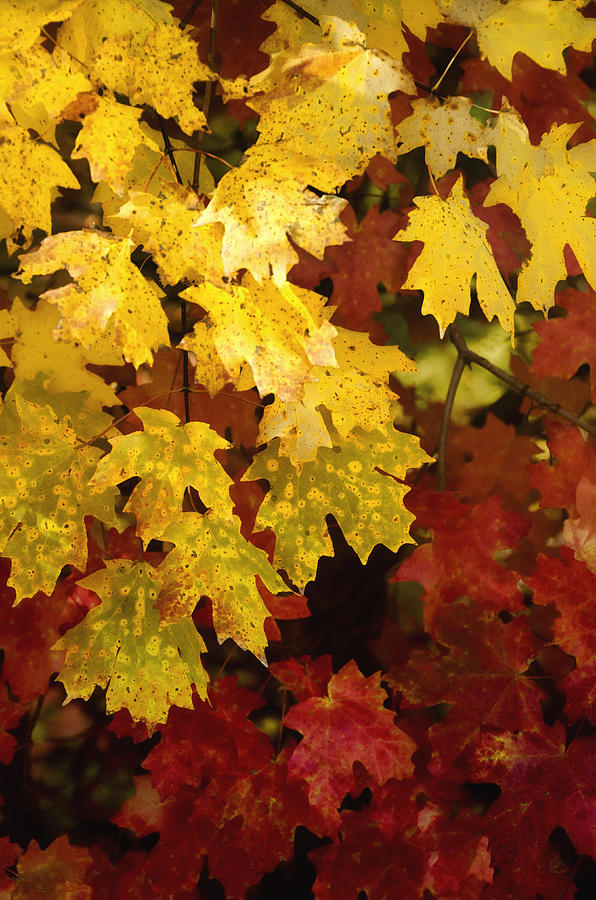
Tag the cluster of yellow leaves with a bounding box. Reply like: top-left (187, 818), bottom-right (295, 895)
top-left (0, 0), bottom-right (594, 730)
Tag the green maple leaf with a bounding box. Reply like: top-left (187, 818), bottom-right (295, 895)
top-left (159, 511), bottom-right (292, 663)
top-left (53, 560), bottom-right (208, 732)
top-left (247, 423), bottom-right (431, 589)
top-left (0, 393), bottom-right (118, 602)
top-left (91, 408), bottom-right (234, 542)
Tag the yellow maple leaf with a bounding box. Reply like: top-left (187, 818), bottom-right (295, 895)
top-left (445, 0), bottom-right (596, 78)
top-left (395, 174), bottom-right (515, 336)
top-left (108, 185), bottom-right (225, 287)
top-left (9, 298), bottom-right (121, 407)
top-left (159, 511), bottom-right (291, 663)
top-left (194, 145), bottom-right (348, 285)
top-left (247, 424), bottom-right (431, 589)
top-left (18, 230), bottom-right (169, 368)
top-left (237, 19), bottom-right (413, 191)
top-left (0, 122), bottom-right (78, 248)
top-left (71, 92), bottom-right (160, 196)
top-left (53, 560), bottom-right (208, 732)
top-left (4, 42), bottom-right (91, 140)
top-left (258, 328), bottom-right (415, 467)
top-left (92, 22), bottom-right (215, 136)
top-left (181, 275), bottom-right (337, 401)
top-left (0, 309), bottom-right (16, 366)
top-left (486, 123), bottom-right (596, 309)
top-left (397, 96), bottom-right (489, 179)
top-left (91, 127), bottom-right (202, 220)
top-left (91, 408), bottom-right (234, 542)
top-left (1, 0), bottom-right (83, 55)
top-left (0, 394), bottom-right (118, 602)
top-left (177, 320), bottom-right (231, 397)
top-left (57, 0), bottom-right (172, 69)
top-left (261, 0), bottom-right (413, 61)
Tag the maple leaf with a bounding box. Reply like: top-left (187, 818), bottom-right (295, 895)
top-left (461, 50), bottom-right (595, 145)
top-left (91, 21), bottom-right (216, 135)
top-left (243, 19), bottom-right (414, 190)
top-left (561, 475), bottom-right (596, 572)
top-left (180, 274), bottom-right (337, 401)
top-left (158, 511), bottom-right (290, 662)
top-left (3, 42), bottom-right (91, 140)
top-left (0, 558), bottom-right (83, 703)
top-left (8, 297), bottom-right (120, 426)
top-left (467, 724), bottom-right (596, 863)
top-left (56, 0), bottom-right (173, 69)
top-left (0, 394), bottom-right (118, 602)
top-left (18, 230), bottom-right (169, 367)
top-left (261, 0), bottom-right (407, 59)
top-left (247, 423), bottom-right (431, 589)
top-left (71, 91), bottom-right (161, 196)
top-left (529, 421), bottom-right (596, 513)
top-left (448, 0), bottom-right (596, 78)
top-left (190, 746), bottom-right (322, 898)
top-left (394, 492), bottom-right (528, 628)
top-left (258, 328), bottom-right (415, 467)
top-left (397, 96), bottom-right (489, 178)
top-left (391, 604), bottom-right (543, 734)
top-left (1, 0), bottom-right (83, 55)
top-left (108, 184), bottom-right (226, 287)
top-left (0, 122), bottom-right (78, 248)
top-left (298, 202), bottom-right (412, 329)
top-left (284, 660), bottom-right (417, 829)
top-left (53, 560), bottom-right (208, 731)
top-left (527, 548), bottom-right (596, 718)
top-left (395, 174), bottom-right (516, 336)
top-left (194, 145), bottom-right (348, 285)
top-left (146, 676), bottom-right (274, 798)
top-left (531, 286), bottom-right (596, 400)
top-left (449, 413), bottom-right (536, 507)
top-left (90, 407), bottom-right (234, 542)
top-left (118, 347), bottom-right (260, 447)
top-left (486, 121), bottom-right (596, 310)
top-left (6, 835), bottom-right (94, 900)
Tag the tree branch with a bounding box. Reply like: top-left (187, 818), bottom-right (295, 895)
top-left (192, 0), bottom-right (218, 192)
top-left (449, 324), bottom-right (596, 438)
top-left (437, 351), bottom-right (466, 490)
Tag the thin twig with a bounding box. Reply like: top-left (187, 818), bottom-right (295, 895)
top-left (437, 346), bottom-right (466, 490)
top-left (193, 0), bottom-right (218, 191)
top-left (180, 0), bottom-right (203, 28)
top-left (159, 122), bottom-right (183, 185)
top-left (279, 0), bottom-right (320, 25)
top-left (157, 121), bottom-right (189, 420)
top-left (449, 324), bottom-right (596, 438)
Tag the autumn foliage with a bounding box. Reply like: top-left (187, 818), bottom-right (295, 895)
top-left (1, 0), bottom-right (596, 897)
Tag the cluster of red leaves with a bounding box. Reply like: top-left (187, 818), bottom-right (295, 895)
top-left (2, 6), bottom-right (596, 900)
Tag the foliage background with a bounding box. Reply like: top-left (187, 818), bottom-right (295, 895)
top-left (1, 0), bottom-right (596, 897)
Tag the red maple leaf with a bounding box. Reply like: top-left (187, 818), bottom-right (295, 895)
top-left (390, 604), bottom-right (543, 736)
top-left (531, 287), bottom-right (596, 402)
top-left (283, 660), bottom-right (416, 829)
top-left (146, 676), bottom-right (272, 799)
top-left (527, 548), bottom-right (596, 718)
top-left (529, 421), bottom-right (596, 513)
top-left (465, 724), bottom-right (596, 888)
top-left (394, 492), bottom-right (528, 628)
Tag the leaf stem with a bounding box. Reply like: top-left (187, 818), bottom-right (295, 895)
top-left (437, 348), bottom-right (466, 490)
top-left (449, 324), bottom-right (596, 438)
top-left (432, 31), bottom-right (473, 93)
